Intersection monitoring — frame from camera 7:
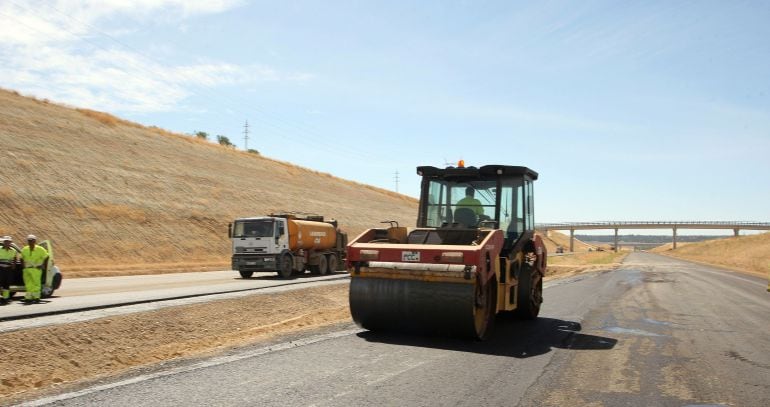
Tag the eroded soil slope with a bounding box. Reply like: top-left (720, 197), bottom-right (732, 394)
top-left (0, 89), bottom-right (417, 273)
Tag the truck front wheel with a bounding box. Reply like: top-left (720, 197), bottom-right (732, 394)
top-left (239, 270), bottom-right (254, 279)
top-left (278, 254), bottom-right (293, 279)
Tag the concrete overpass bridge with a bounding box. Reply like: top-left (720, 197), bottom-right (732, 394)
top-left (535, 221), bottom-right (770, 252)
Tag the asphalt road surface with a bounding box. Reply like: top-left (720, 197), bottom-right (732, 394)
top-left (23, 253), bottom-right (770, 406)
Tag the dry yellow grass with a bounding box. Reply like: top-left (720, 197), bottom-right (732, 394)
top-left (546, 250), bottom-right (627, 278)
top-left (0, 88), bottom-right (417, 273)
top-left (657, 233), bottom-right (770, 277)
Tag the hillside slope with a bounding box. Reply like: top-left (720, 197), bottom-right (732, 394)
top-left (540, 230), bottom-right (594, 252)
top-left (0, 89), bottom-right (417, 274)
top-left (657, 232), bottom-right (770, 277)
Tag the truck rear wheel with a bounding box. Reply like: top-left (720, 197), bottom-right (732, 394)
top-left (327, 254), bottom-right (338, 273)
top-left (278, 254), bottom-right (293, 279)
top-left (314, 255), bottom-right (328, 276)
top-left (239, 270), bottom-right (254, 279)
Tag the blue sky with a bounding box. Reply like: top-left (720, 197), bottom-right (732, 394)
top-left (1, 0), bottom-right (769, 229)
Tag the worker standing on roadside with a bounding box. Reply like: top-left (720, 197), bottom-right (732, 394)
top-left (0, 236), bottom-right (18, 305)
top-left (20, 235), bottom-right (48, 304)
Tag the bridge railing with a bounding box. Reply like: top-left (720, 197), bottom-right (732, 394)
top-left (536, 221), bottom-right (770, 229)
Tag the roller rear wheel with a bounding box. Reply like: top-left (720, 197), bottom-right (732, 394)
top-left (514, 262), bottom-right (542, 319)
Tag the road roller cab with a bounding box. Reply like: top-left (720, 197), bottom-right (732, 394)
top-left (347, 164), bottom-right (546, 339)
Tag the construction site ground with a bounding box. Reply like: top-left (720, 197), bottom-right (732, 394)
top-left (0, 253), bottom-right (627, 404)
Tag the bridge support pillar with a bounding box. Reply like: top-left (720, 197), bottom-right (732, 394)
top-left (569, 229), bottom-right (574, 252)
top-left (734, 228), bottom-right (740, 237)
top-left (614, 229), bottom-right (619, 252)
top-left (672, 227), bottom-right (677, 250)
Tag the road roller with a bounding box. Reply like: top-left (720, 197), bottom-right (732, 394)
top-left (347, 163), bottom-right (546, 339)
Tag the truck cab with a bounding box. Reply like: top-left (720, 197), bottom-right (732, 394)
top-left (230, 216), bottom-right (290, 278)
top-left (230, 213), bottom-right (347, 279)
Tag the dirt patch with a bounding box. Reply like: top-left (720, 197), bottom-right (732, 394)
top-left (546, 251), bottom-right (628, 278)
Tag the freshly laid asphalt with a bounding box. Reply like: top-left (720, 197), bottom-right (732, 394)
top-left (18, 253), bottom-right (770, 406)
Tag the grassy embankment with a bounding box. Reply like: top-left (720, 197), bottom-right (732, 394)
top-left (539, 229), bottom-right (596, 253)
top-left (654, 232), bottom-right (770, 278)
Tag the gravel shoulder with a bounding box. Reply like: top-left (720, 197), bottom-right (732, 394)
top-left (0, 283), bottom-right (350, 403)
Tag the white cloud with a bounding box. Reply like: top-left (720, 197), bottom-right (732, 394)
top-left (0, 0), bottom-right (311, 112)
top-left (1, 0), bottom-right (245, 43)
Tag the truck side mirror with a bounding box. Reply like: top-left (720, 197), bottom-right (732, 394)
top-left (228, 223), bottom-right (232, 238)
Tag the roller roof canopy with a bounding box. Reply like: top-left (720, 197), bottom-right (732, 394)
top-left (416, 165), bottom-right (538, 180)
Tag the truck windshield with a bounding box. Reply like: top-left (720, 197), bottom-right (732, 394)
top-left (233, 220), bottom-right (274, 238)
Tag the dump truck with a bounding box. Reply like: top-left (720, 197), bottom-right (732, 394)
top-left (229, 213), bottom-right (347, 279)
top-left (347, 164), bottom-right (546, 339)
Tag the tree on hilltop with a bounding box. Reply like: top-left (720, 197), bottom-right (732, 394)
top-left (194, 131), bottom-right (209, 140)
top-left (217, 135), bottom-right (233, 147)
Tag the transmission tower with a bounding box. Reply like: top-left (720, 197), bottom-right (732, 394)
top-left (394, 170), bottom-right (400, 193)
top-left (243, 120), bottom-right (250, 150)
